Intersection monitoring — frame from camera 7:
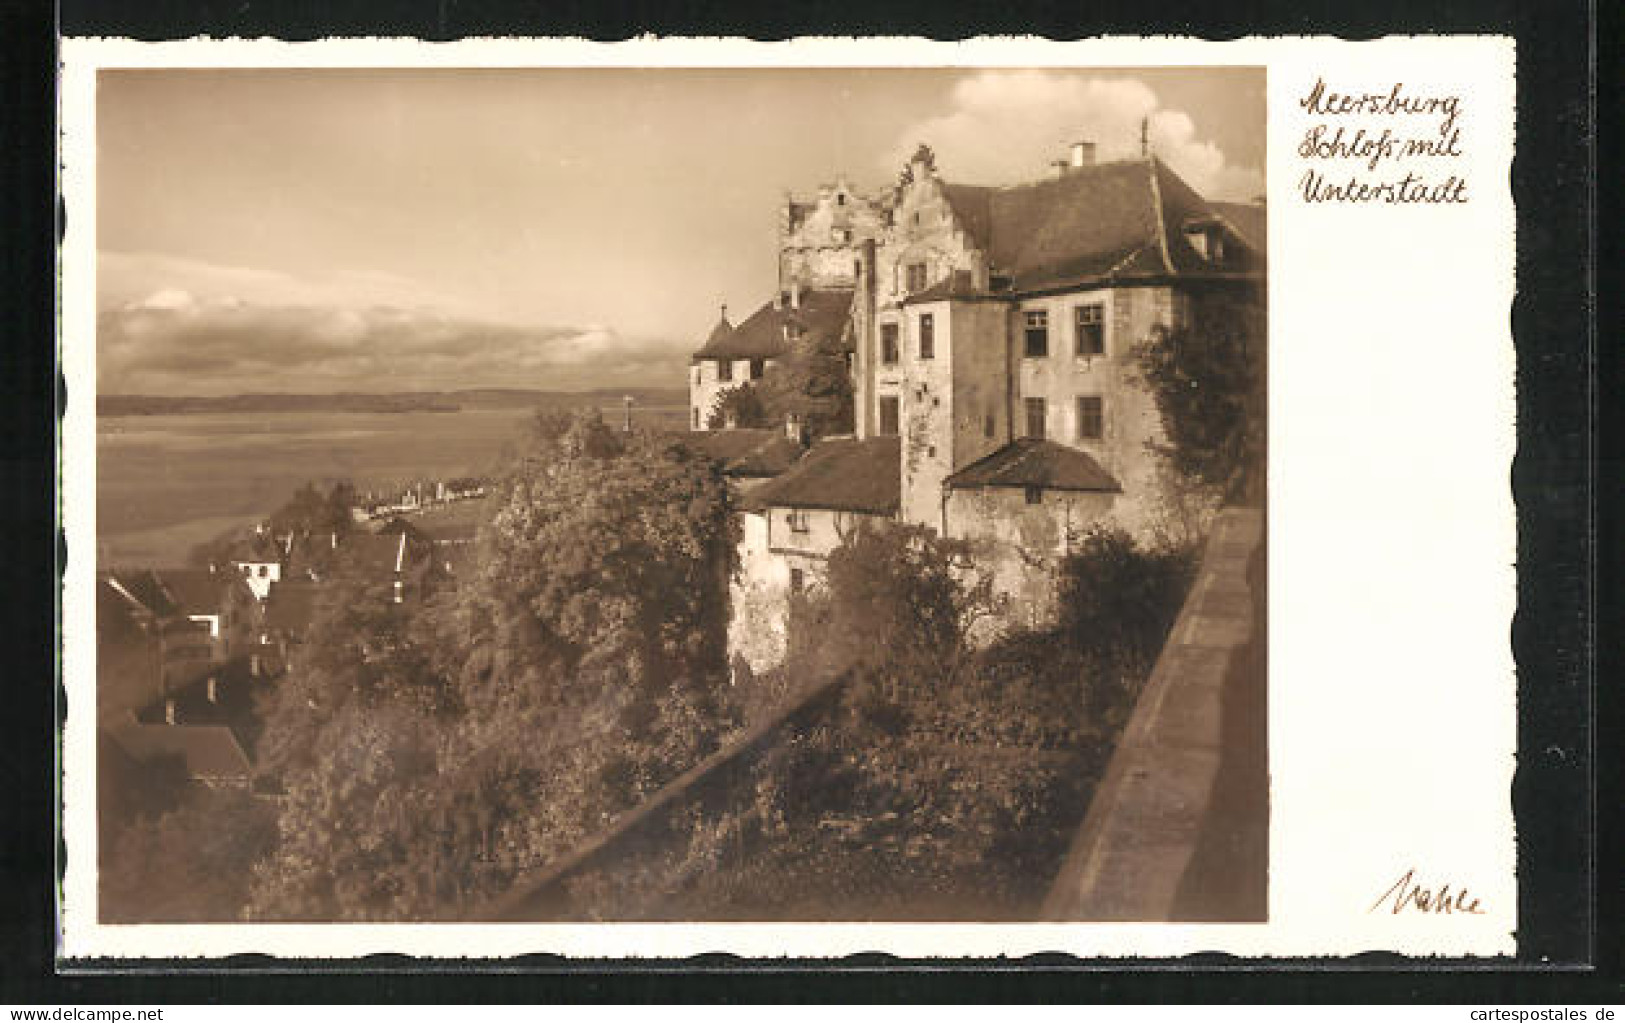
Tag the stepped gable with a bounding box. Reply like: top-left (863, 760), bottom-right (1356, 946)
top-left (931, 157), bottom-right (1259, 294)
top-left (691, 288), bottom-right (854, 361)
top-left (944, 437), bottom-right (1122, 493)
top-left (746, 435), bottom-right (900, 515)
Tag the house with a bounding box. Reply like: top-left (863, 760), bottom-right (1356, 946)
top-left (224, 526), bottom-right (285, 600)
top-left (710, 140), bottom-right (1264, 670)
top-left (104, 717), bottom-right (254, 789)
top-left (729, 435), bottom-right (900, 670)
top-left (99, 568), bottom-right (257, 703)
top-left (688, 288), bottom-right (856, 432)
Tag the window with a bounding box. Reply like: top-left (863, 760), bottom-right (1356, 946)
top-left (836, 193), bottom-right (846, 206)
top-left (1025, 486), bottom-right (1044, 505)
top-left (692, 407), bottom-right (700, 429)
top-left (832, 227), bottom-right (848, 244)
top-left (1024, 310), bottom-right (1049, 357)
top-left (790, 568), bottom-right (805, 593)
top-left (881, 322), bottom-right (900, 364)
top-left (919, 313), bottom-right (935, 359)
top-left (1077, 395), bottom-right (1104, 440)
top-left (750, 358), bottom-right (765, 380)
top-left (984, 412), bottom-right (995, 438)
top-left (258, 565), bottom-right (269, 577)
top-left (788, 510), bottom-right (810, 534)
top-left (717, 358), bottom-right (734, 382)
top-left (1075, 303), bottom-right (1105, 356)
top-left (906, 262), bottom-right (928, 293)
top-left (879, 396), bottom-right (901, 436)
top-left (853, 258), bottom-right (862, 277)
top-left (1025, 397), bottom-right (1047, 439)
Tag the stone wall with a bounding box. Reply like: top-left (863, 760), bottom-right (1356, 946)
top-left (1013, 284), bottom-right (1175, 540)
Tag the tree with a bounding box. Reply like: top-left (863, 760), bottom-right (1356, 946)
top-left (755, 333), bottom-right (855, 440)
top-left (1135, 287), bottom-right (1266, 502)
top-left (102, 785), bottom-right (278, 922)
top-left (811, 522), bottom-right (995, 698)
top-left (249, 411), bottom-right (744, 920)
top-left (705, 383), bottom-right (769, 430)
top-left (1057, 526), bottom-right (1196, 680)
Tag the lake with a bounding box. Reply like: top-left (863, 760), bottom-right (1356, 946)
top-left (94, 406), bottom-right (687, 568)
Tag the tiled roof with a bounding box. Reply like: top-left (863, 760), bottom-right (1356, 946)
top-left (746, 436), bottom-right (900, 515)
top-left (934, 157), bottom-right (1262, 294)
top-left (725, 435), bottom-right (805, 478)
top-left (901, 270), bottom-right (985, 306)
top-left (692, 288), bottom-right (853, 360)
top-left (684, 428), bottom-right (778, 464)
top-left (264, 579), bottom-right (323, 633)
top-left (106, 570), bottom-right (178, 618)
top-left (107, 721), bottom-right (253, 782)
top-left (156, 568), bottom-right (240, 616)
top-left (944, 438), bottom-right (1122, 493)
top-left (1209, 200), bottom-right (1267, 254)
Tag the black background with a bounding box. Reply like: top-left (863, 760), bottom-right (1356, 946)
top-left (3, 0), bottom-right (1612, 1003)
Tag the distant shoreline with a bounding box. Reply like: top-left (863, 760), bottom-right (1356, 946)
top-left (97, 388), bottom-right (688, 417)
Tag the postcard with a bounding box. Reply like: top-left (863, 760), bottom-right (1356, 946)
top-left (58, 34), bottom-right (1517, 960)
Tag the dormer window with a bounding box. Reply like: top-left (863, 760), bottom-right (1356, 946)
top-left (905, 262), bottom-right (928, 294)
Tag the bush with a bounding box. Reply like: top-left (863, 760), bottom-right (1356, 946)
top-left (1058, 526), bottom-right (1197, 678)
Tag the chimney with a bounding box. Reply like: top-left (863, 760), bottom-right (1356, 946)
top-left (250, 652), bottom-right (262, 678)
top-left (1070, 141), bottom-right (1096, 168)
top-left (206, 677), bottom-right (219, 704)
top-left (164, 698), bottom-right (177, 725)
top-left (790, 281), bottom-right (801, 309)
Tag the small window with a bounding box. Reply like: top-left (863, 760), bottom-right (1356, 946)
top-left (880, 322), bottom-right (900, 364)
top-left (919, 313), bottom-right (935, 359)
top-left (836, 193), bottom-right (846, 207)
top-left (692, 407), bottom-right (700, 429)
top-left (984, 412), bottom-right (995, 438)
top-left (1075, 303), bottom-right (1105, 356)
top-left (1077, 396), bottom-right (1104, 440)
top-left (906, 262), bottom-right (928, 293)
top-left (1025, 486), bottom-right (1044, 506)
top-left (853, 258), bottom-right (862, 277)
top-left (717, 359), bottom-right (734, 382)
top-left (790, 567), bottom-right (805, 593)
top-left (258, 565), bottom-right (269, 577)
top-left (879, 396), bottom-right (901, 436)
top-left (750, 358), bottom-right (765, 380)
top-left (1025, 397), bottom-right (1047, 439)
top-left (1024, 310), bottom-right (1049, 357)
top-left (832, 227), bottom-right (848, 244)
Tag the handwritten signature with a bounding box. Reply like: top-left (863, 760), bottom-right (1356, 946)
top-left (1370, 868), bottom-right (1485, 915)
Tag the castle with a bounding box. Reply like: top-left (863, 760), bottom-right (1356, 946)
top-left (690, 142), bottom-right (1265, 671)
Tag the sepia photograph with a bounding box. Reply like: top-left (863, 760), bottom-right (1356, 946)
top-left (85, 61), bottom-right (1269, 927)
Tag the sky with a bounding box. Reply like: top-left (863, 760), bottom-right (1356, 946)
top-left (96, 66), bottom-right (1265, 396)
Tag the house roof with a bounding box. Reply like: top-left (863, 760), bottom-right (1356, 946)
top-left (105, 569), bottom-right (178, 618)
top-left (264, 579), bottom-right (323, 633)
top-left (340, 531), bottom-right (428, 577)
top-left (156, 568), bottom-right (241, 616)
top-left (1209, 200), bottom-right (1267, 254)
top-left (692, 288), bottom-right (854, 360)
top-left (725, 435), bottom-right (805, 478)
top-left (931, 157), bottom-right (1261, 295)
top-left (107, 721), bottom-right (253, 781)
top-left (684, 428), bottom-right (779, 464)
top-left (944, 438), bottom-right (1122, 493)
top-left (746, 436), bottom-right (900, 515)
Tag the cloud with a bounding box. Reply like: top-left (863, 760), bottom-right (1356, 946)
top-left (96, 254), bottom-right (689, 395)
top-left (882, 71), bottom-right (1264, 201)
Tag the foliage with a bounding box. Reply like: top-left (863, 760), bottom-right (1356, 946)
top-left (754, 333), bottom-right (855, 441)
top-left (248, 411), bottom-right (743, 920)
top-left (1058, 526), bottom-right (1197, 680)
top-left (100, 785), bottom-right (278, 923)
top-left (1135, 286), bottom-right (1266, 501)
top-left (705, 384), bottom-right (770, 430)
